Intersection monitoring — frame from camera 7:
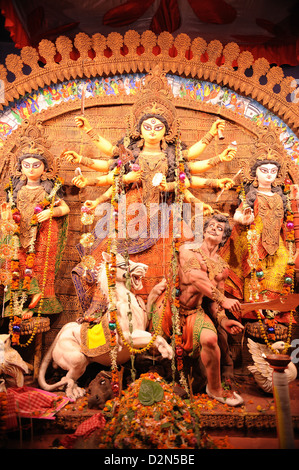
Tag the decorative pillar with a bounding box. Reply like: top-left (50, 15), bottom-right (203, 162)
top-left (266, 354), bottom-right (295, 449)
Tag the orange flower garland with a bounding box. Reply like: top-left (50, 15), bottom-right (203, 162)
top-left (106, 163), bottom-right (121, 396)
top-left (170, 134), bottom-right (188, 393)
top-left (10, 315), bottom-right (22, 345)
top-left (245, 177), bottom-right (295, 353)
top-left (5, 177), bottom-right (62, 346)
top-left (106, 147), bottom-right (183, 394)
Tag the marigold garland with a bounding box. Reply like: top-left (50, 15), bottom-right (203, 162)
top-left (106, 159), bottom-right (173, 396)
top-left (106, 163), bottom-right (121, 397)
top-left (243, 178), bottom-right (295, 354)
top-left (115, 283), bottom-right (172, 356)
top-left (171, 132), bottom-right (189, 394)
top-left (4, 177), bottom-right (63, 347)
top-left (105, 133), bottom-right (192, 397)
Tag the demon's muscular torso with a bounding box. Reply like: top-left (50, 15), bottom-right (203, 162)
top-left (179, 246), bottom-right (229, 315)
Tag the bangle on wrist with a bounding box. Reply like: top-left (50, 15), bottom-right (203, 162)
top-left (201, 132), bottom-right (214, 145)
top-left (208, 155), bottom-right (222, 167)
top-left (205, 178), bottom-right (218, 188)
top-left (80, 155), bottom-right (95, 168)
top-left (86, 128), bottom-right (98, 140)
top-left (211, 286), bottom-right (226, 305)
top-left (216, 311), bottom-right (227, 326)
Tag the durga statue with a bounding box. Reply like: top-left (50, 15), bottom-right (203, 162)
top-left (61, 66), bottom-right (237, 315)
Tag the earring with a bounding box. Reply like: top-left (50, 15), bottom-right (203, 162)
top-left (253, 177), bottom-right (258, 187)
top-left (136, 138), bottom-right (144, 148)
top-left (161, 137), bottom-right (167, 151)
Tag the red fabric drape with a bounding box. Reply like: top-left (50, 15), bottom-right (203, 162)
top-left (103, 0), bottom-right (155, 27)
top-left (1, 0), bottom-right (299, 66)
top-left (150, 0), bottom-right (181, 34)
top-left (187, 0), bottom-right (237, 24)
top-left (0, 0), bottom-right (30, 48)
top-left (240, 40), bottom-right (299, 66)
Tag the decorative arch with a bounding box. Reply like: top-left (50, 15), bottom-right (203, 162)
top-left (1, 30), bottom-right (299, 334)
top-left (0, 31), bottom-right (298, 132)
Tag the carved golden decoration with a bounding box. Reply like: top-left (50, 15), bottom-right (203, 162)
top-left (239, 123), bottom-right (292, 185)
top-left (0, 31), bottom-right (298, 135)
top-left (129, 65), bottom-right (178, 141)
top-left (0, 119), bottom-right (60, 183)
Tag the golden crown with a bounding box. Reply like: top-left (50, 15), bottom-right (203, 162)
top-left (13, 120), bottom-right (59, 178)
top-left (239, 123), bottom-right (289, 185)
top-left (129, 66), bottom-right (178, 142)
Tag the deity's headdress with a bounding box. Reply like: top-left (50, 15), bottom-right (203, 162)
top-left (239, 123), bottom-right (289, 186)
top-left (11, 120), bottom-right (59, 180)
top-left (128, 66), bottom-right (178, 142)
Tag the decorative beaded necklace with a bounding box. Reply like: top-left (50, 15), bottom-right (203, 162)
top-left (239, 179), bottom-right (295, 354)
top-left (106, 160), bottom-right (172, 396)
top-left (170, 131), bottom-right (189, 394)
top-left (105, 134), bottom-right (189, 396)
top-left (5, 177), bottom-right (63, 346)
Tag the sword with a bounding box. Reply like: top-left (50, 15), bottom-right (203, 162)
top-left (216, 168), bottom-right (242, 202)
top-left (240, 293), bottom-right (299, 316)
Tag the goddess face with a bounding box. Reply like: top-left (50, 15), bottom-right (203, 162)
top-left (140, 117), bottom-right (166, 145)
top-left (256, 163), bottom-right (278, 187)
top-left (21, 157), bottom-right (45, 182)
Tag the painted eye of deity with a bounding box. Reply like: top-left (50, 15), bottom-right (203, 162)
top-left (258, 166), bottom-right (278, 175)
top-left (22, 160), bottom-right (43, 169)
top-left (142, 122), bottom-right (165, 132)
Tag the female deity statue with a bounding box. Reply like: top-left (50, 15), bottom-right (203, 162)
top-left (61, 68), bottom-right (237, 314)
top-left (221, 125), bottom-right (296, 322)
top-left (1, 123), bottom-right (70, 326)
top-left (63, 70), bottom-right (236, 213)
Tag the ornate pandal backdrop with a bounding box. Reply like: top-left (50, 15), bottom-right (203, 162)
top-left (0, 31), bottom-right (299, 350)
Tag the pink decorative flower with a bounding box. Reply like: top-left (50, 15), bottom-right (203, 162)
top-left (34, 204), bottom-right (43, 214)
top-left (131, 164), bottom-right (140, 171)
